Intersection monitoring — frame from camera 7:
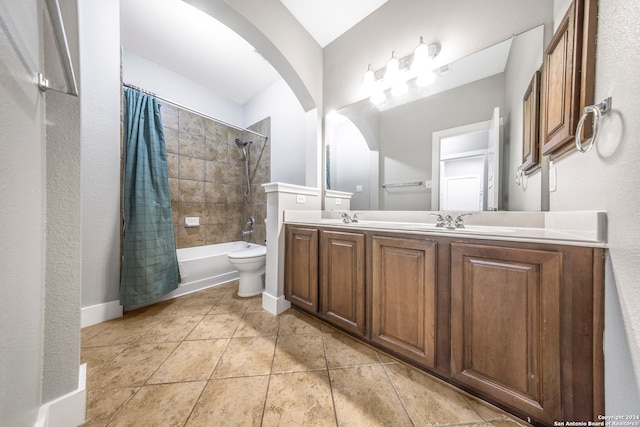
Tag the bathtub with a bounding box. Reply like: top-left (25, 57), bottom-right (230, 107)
top-left (165, 241), bottom-right (257, 301)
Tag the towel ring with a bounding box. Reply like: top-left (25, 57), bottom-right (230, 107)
top-left (575, 97), bottom-right (612, 153)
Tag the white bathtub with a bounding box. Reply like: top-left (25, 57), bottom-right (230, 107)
top-left (167, 241), bottom-right (257, 300)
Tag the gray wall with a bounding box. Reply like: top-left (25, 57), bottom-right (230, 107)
top-left (1, 0), bottom-right (82, 423)
top-left (1, 2), bottom-right (47, 424)
top-left (379, 74), bottom-right (505, 210)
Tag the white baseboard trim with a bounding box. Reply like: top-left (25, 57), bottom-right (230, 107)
top-left (35, 364), bottom-right (86, 427)
top-left (81, 299), bottom-right (123, 328)
top-left (262, 292), bottom-right (291, 315)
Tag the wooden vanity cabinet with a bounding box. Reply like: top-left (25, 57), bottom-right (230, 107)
top-left (450, 240), bottom-right (604, 425)
top-left (283, 224), bottom-right (604, 425)
top-left (320, 230), bottom-right (365, 336)
top-left (370, 235), bottom-right (438, 369)
top-left (541, 0), bottom-right (597, 159)
top-left (450, 243), bottom-right (562, 424)
top-left (284, 226), bottom-right (319, 313)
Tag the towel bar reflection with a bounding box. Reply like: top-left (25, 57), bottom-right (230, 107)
top-left (382, 181), bottom-right (424, 189)
top-left (575, 97), bottom-right (611, 153)
top-left (38, 0), bottom-right (78, 96)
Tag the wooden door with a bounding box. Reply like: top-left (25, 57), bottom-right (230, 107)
top-left (321, 230), bottom-right (365, 335)
top-left (450, 243), bottom-right (562, 424)
top-left (522, 70), bottom-right (540, 172)
top-left (284, 226), bottom-right (319, 313)
top-left (371, 235), bottom-right (437, 369)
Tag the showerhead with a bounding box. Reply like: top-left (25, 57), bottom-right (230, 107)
top-left (235, 138), bottom-right (252, 148)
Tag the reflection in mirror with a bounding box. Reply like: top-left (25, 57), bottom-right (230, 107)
top-left (325, 25), bottom-right (546, 211)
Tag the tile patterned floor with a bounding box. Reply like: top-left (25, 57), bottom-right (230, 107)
top-left (81, 281), bottom-right (529, 426)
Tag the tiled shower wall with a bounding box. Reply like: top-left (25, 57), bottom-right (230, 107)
top-left (160, 101), bottom-right (270, 249)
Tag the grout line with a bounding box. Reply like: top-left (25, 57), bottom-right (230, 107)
top-left (379, 361), bottom-right (416, 427)
top-left (320, 327), bottom-right (340, 427)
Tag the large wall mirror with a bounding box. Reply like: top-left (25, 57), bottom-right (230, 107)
top-left (325, 25), bottom-right (548, 212)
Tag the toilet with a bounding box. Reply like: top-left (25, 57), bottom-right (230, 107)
top-left (227, 244), bottom-right (267, 297)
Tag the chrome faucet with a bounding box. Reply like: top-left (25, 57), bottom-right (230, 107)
top-left (431, 213), bottom-right (471, 229)
top-left (341, 212), bottom-right (353, 223)
top-left (454, 213), bottom-right (472, 228)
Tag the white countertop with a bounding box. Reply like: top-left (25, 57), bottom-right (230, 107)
top-left (283, 210), bottom-right (607, 247)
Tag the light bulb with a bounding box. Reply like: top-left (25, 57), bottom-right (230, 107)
top-left (384, 51), bottom-right (400, 85)
top-left (363, 64), bottom-right (375, 94)
top-left (411, 37), bottom-right (430, 74)
top-left (370, 80), bottom-right (386, 105)
top-left (416, 69), bottom-right (436, 87)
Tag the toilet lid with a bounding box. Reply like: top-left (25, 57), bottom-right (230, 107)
top-left (228, 245), bottom-right (266, 259)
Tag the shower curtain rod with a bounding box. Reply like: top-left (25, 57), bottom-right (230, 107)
top-left (122, 82), bottom-right (269, 140)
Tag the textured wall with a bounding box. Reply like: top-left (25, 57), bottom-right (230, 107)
top-left (548, 0), bottom-right (640, 412)
top-left (163, 101), bottom-right (270, 248)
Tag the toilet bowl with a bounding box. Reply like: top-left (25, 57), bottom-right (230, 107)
top-left (227, 244), bottom-right (266, 297)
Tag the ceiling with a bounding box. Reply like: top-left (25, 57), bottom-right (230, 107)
top-left (120, 0), bottom-right (387, 106)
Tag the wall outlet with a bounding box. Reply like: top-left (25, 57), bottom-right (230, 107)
top-left (424, 180), bottom-right (432, 189)
top-left (355, 185), bottom-right (363, 193)
top-left (296, 194), bottom-right (306, 204)
top-left (335, 198), bottom-right (342, 205)
top-left (549, 162), bottom-right (557, 192)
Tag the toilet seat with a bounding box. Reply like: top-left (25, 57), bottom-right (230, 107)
top-left (228, 245), bottom-right (266, 260)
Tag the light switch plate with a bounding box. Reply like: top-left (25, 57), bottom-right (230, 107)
top-left (549, 162), bottom-right (557, 192)
top-left (335, 198), bottom-right (342, 205)
top-left (356, 185), bottom-right (363, 193)
top-left (296, 194), bottom-right (306, 204)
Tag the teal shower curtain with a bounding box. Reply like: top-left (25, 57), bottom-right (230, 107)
top-left (120, 87), bottom-right (180, 308)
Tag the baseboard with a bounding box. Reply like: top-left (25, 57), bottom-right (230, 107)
top-left (35, 364), bottom-right (86, 427)
top-left (81, 299), bottom-right (123, 328)
top-left (262, 292), bottom-right (291, 315)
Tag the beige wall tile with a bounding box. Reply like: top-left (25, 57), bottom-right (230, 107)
top-left (164, 127), bottom-right (179, 154)
top-left (179, 132), bottom-right (206, 159)
top-left (179, 180), bottom-right (205, 203)
top-left (179, 156), bottom-right (205, 181)
top-left (179, 110), bottom-right (205, 137)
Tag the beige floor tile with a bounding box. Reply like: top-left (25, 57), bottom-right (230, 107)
top-left (81, 344), bottom-right (127, 366)
top-left (209, 292), bottom-right (252, 314)
top-left (491, 418), bottom-right (533, 426)
top-left (244, 295), bottom-right (264, 312)
top-left (197, 285), bottom-right (230, 299)
top-left (82, 316), bottom-right (160, 347)
top-left (323, 330), bottom-right (380, 368)
top-left (278, 309), bottom-right (322, 335)
top-left (465, 396), bottom-right (513, 421)
top-left (148, 339), bottom-right (229, 383)
top-left (88, 342), bottom-right (178, 389)
top-left (81, 321), bottom-right (112, 343)
top-left (109, 381), bottom-right (206, 427)
top-left (234, 311), bottom-right (279, 337)
top-left (385, 362), bottom-right (484, 425)
top-left (187, 313), bottom-right (243, 339)
top-left (329, 365), bottom-right (412, 427)
top-left (212, 336), bottom-right (276, 378)
top-left (84, 387), bottom-right (138, 425)
top-left (272, 334), bottom-right (326, 373)
top-left (159, 293), bottom-right (219, 316)
top-left (135, 314), bottom-right (204, 343)
top-left (186, 376), bottom-right (269, 427)
top-left (262, 371), bottom-right (336, 427)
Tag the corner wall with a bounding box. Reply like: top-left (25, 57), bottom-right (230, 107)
top-left (548, 0), bottom-right (640, 412)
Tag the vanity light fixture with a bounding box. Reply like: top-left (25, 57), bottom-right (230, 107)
top-left (363, 37), bottom-right (440, 105)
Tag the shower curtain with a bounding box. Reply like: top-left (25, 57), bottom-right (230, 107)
top-left (120, 87), bottom-right (180, 308)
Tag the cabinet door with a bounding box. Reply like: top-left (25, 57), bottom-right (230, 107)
top-left (450, 243), bottom-right (561, 424)
top-left (541, 1), bottom-right (580, 157)
top-left (522, 70), bottom-right (540, 172)
top-left (285, 226), bottom-right (319, 313)
top-left (321, 230), bottom-right (365, 336)
top-left (371, 236), bottom-right (437, 369)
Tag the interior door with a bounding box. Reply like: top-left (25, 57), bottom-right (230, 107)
top-left (486, 107), bottom-right (501, 211)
